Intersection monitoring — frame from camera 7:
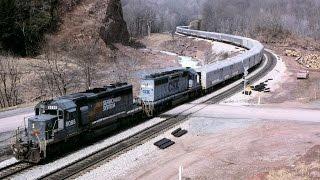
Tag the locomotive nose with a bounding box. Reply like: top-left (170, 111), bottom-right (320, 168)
top-left (11, 143), bottom-right (28, 159)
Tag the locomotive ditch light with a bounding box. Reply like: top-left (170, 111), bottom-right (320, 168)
top-left (32, 130), bottom-right (40, 136)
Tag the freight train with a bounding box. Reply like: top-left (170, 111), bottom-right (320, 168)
top-left (11, 26), bottom-right (265, 163)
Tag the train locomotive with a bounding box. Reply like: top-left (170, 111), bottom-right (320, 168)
top-left (139, 68), bottom-right (201, 116)
top-left (11, 26), bottom-right (265, 163)
top-left (12, 83), bottom-right (137, 163)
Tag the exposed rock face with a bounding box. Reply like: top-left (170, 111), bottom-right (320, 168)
top-left (99, 0), bottom-right (129, 47)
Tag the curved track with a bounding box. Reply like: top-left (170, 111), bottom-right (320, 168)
top-left (37, 50), bottom-right (277, 180)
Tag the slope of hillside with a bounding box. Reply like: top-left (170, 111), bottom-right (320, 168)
top-left (49, 0), bottom-right (109, 53)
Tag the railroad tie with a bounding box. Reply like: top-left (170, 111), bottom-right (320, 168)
top-left (154, 138), bottom-right (175, 149)
top-left (171, 128), bottom-right (188, 137)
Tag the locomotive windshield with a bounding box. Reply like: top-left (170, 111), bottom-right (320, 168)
top-left (45, 109), bottom-right (58, 115)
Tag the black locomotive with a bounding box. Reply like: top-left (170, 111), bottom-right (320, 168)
top-left (12, 83), bottom-right (139, 163)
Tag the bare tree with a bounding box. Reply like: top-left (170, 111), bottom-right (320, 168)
top-left (112, 51), bottom-right (139, 82)
top-left (201, 0), bottom-right (320, 42)
top-left (204, 49), bottom-right (230, 65)
top-left (70, 38), bottom-right (99, 90)
top-left (123, 0), bottom-right (204, 37)
top-left (31, 51), bottom-right (75, 98)
top-left (0, 55), bottom-right (22, 108)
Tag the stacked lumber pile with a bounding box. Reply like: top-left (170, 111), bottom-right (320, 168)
top-left (285, 49), bottom-right (300, 57)
top-left (297, 54), bottom-right (320, 69)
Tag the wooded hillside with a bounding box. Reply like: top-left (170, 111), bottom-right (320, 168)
top-left (201, 0), bottom-right (320, 42)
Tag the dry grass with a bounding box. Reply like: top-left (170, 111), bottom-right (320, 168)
top-left (267, 162), bottom-right (320, 180)
top-left (266, 145), bottom-right (320, 180)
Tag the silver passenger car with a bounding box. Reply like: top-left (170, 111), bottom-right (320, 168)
top-left (176, 26), bottom-right (264, 90)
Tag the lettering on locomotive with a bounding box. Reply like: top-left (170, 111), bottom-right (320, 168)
top-left (168, 80), bottom-right (179, 91)
top-left (66, 119), bottom-right (76, 127)
top-left (103, 97), bottom-right (121, 111)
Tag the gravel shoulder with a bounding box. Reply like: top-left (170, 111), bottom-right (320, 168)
top-left (0, 107), bottom-right (34, 161)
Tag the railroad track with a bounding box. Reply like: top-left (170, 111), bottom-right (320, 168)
top-left (0, 161), bottom-right (33, 179)
top-left (37, 50), bottom-right (277, 180)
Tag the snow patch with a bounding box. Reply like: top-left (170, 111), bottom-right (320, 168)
top-left (0, 158), bottom-right (18, 169)
top-left (178, 56), bottom-right (202, 69)
top-left (159, 50), bottom-right (177, 56)
top-left (158, 50), bottom-right (202, 69)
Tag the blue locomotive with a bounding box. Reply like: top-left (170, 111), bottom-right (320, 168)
top-left (139, 68), bottom-right (201, 116)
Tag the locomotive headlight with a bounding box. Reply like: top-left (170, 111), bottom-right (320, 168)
top-left (141, 83), bottom-right (152, 88)
top-left (32, 130), bottom-right (40, 136)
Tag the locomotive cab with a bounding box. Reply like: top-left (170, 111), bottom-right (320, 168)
top-left (186, 67), bottom-right (200, 89)
top-left (12, 100), bottom-right (79, 163)
top-left (12, 83), bottom-right (134, 163)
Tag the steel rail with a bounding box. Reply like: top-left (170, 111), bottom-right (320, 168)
top-left (0, 161), bottom-right (33, 179)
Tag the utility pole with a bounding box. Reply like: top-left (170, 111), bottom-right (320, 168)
top-left (147, 21), bottom-right (151, 37)
top-left (171, 28), bottom-right (175, 40)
